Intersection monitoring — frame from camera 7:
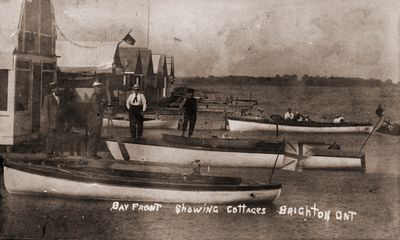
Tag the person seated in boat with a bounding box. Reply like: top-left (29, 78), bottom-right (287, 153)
top-left (191, 160), bottom-right (201, 175)
top-left (294, 111), bottom-right (304, 121)
top-left (304, 115), bottom-right (311, 122)
top-left (328, 141), bottom-right (341, 150)
top-left (284, 108), bottom-right (294, 120)
top-left (333, 114), bottom-right (345, 123)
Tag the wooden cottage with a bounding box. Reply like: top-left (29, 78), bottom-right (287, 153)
top-left (0, 0), bottom-right (57, 145)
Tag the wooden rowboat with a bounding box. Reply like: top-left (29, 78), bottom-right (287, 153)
top-left (227, 116), bottom-right (373, 133)
top-left (105, 137), bottom-right (296, 169)
top-left (2, 154), bottom-right (282, 203)
top-left (106, 136), bottom-right (365, 171)
top-left (161, 135), bottom-right (365, 171)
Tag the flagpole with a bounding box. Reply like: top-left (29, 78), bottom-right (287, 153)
top-left (147, 0), bottom-right (150, 48)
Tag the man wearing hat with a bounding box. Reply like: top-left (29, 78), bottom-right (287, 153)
top-left (126, 84), bottom-right (147, 138)
top-left (179, 88), bottom-right (197, 137)
top-left (87, 81), bottom-right (105, 159)
top-left (41, 81), bottom-right (65, 156)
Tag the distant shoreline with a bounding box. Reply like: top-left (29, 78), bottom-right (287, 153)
top-left (175, 75), bottom-right (398, 88)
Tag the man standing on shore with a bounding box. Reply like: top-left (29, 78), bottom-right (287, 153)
top-left (180, 88), bottom-right (197, 137)
top-left (126, 84), bottom-right (147, 138)
top-left (87, 81), bottom-right (105, 159)
top-left (41, 82), bottom-right (65, 156)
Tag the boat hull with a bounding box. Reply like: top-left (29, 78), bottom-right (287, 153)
top-left (4, 165), bottom-right (281, 204)
top-left (227, 118), bottom-right (373, 133)
top-left (103, 118), bottom-right (178, 129)
top-left (106, 140), bottom-right (293, 168)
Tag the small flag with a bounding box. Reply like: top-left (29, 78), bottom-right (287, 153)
top-left (123, 33), bottom-right (136, 46)
top-left (375, 104), bottom-right (384, 117)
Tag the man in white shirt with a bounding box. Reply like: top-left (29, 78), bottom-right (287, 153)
top-left (126, 84), bottom-right (147, 138)
top-left (333, 114), bottom-right (344, 124)
top-left (284, 108), bottom-right (294, 120)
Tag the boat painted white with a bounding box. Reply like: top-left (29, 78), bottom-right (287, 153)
top-left (284, 143), bottom-right (365, 171)
top-left (4, 167), bottom-right (281, 203)
top-left (106, 140), bottom-right (295, 169)
top-left (103, 118), bottom-right (178, 129)
top-left (227, 118), bottom-right (373, 133)
top-left (299, 155), bottom-right (363, 169)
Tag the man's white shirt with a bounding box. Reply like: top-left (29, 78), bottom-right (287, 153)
top-left (126, 92), bottom-right (147, 111)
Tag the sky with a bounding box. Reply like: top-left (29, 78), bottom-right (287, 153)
top-left (2, 0), bottom-right (400, 81)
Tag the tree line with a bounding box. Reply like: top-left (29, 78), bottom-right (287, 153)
top-left (178, 74), bottom-right (398, 87)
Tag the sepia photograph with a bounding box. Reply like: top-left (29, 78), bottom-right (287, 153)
top-left (0, 0), bottom-right (399, 239)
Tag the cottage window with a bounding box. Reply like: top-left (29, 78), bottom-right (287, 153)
top-left (15, 70), bottom-right (30, 111)
top-left (24, 32), bottom-right (36, 53)
top-left (15, 60), bottom-right (31, 112)
top-left (40, 35), bottom-right (53, 56)
top-left (0, 70), bottom-right (8, 111)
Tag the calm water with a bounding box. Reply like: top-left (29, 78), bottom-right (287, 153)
top-left (1, 84), bottom-right (399, 239)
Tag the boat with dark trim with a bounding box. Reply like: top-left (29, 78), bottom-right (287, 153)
top-left (227, 115), bottom-right (373, 133)
top-left (2, 153), bottom-right (282, 203)
top-left (105, 136), bottom-right (297, 169)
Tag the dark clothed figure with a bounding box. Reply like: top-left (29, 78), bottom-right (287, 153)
top-left (191, 160), bottom-right (201, 175)
top-left (87, 84), bottom-right (105, 158)
top-left (129, 106), bottom-right (144, 137)
top-left (328, 142), bottom-right (341, 150)
top-left (180, 90), bottom-right (197, 137)
top-left (41, 91), bottom-right (65, 155)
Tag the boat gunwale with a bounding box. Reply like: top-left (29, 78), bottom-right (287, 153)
top-left (112, 138), bottom-right (285, 155)
top-left (228, 116), bottom-right (373, 127)
top-left (161, 134), bottom-right (284, 151)
top-left (4, 160), bottom-right (282, 192)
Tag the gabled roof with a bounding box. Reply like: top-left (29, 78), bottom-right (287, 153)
top-left (152, 54), bottom-right (168, 76)
top-left (117, 45), bottom-right (142, 74)
top-left (57, 41), bottom-right (118, 73)
top-left (139, 48), bottom-right (154, 77)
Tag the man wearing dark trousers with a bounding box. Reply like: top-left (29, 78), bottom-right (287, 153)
top-left (126, 84), bottom-right (147, 138)
top-left (41, 81), bottom-right (65, 156)
top-left (87, 81), bottom-right (105, 159)
top-left (180, 88), bottom-right (197, 137)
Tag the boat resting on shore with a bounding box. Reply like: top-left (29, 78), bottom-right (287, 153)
top-left (106, 135), bottom-right (365, 171)
top-left (105, 136), bottom-right (295, 169)
top-left (2, 153), bottom-right (282, 203)
top-left (227, 116), bottom-right (373, 133)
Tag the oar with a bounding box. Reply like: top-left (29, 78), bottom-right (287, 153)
top-left (358, 104), bottom-right (384, 155)
top-left (358, 115), bottom-right (383, 156)
top-left (268, 137), bottom-right (285, 183)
